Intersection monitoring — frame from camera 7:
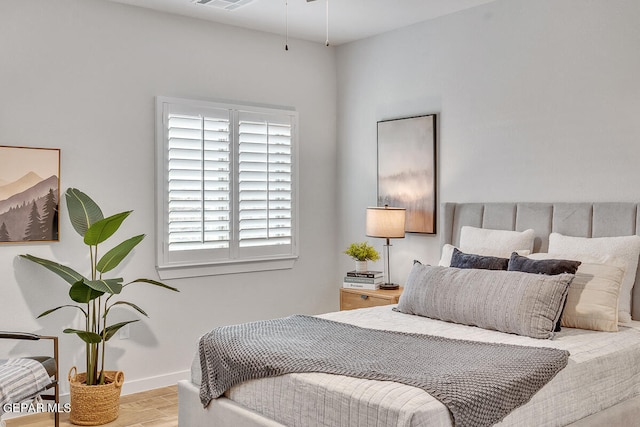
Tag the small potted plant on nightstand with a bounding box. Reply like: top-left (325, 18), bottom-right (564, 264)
top-left (344, 241), bottom-right (380, 272)
top-left (20, 188), bottom-right (179, 426)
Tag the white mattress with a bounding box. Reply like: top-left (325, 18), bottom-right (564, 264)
top-left (191, 305), bottom-right (640, 426)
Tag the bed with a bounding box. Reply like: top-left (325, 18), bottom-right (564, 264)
top-left (178, 202), bottom-right (640, 426)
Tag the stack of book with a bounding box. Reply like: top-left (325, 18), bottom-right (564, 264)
top-left (343, 270), bottom-right (384, 290)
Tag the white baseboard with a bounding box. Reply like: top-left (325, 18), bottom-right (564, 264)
top-left (121, 369), bottom-right (191, 396)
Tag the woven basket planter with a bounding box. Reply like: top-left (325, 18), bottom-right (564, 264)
top-left (68, 367), bottom-right (124, 425)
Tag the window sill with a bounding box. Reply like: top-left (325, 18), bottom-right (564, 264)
top-left (156, 256), bottom-right (298, 280)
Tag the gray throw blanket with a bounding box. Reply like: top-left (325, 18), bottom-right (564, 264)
top-left (199, 315), bottom-right (569, 427)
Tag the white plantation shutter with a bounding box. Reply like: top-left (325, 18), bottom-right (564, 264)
top-left (157, 98), bottom-right (298, 274)
top-left (237, 111), bottom-right (293, 257)
top-left (167, 106), bottom-right (231, 256)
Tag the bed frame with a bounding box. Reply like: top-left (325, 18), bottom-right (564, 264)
top-left (178, 202), bottom-right (640, 427)
top-left (440, 202), bottom-right (640, 320)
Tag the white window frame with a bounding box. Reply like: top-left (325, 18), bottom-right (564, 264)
top-left (155, 96), bottom-right (299, 279)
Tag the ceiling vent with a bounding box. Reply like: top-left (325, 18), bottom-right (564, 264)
top-left (192, 0), bottom-right (254, 11)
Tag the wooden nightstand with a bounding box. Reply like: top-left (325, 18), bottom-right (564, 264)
top-left (340, 287), bottom-right (404, 311)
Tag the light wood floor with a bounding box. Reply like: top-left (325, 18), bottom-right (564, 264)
top-left (6, 386), bottom-right (178, 427)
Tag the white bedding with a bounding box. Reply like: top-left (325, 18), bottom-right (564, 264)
top-left (191, 305), bottom-right (640, 426)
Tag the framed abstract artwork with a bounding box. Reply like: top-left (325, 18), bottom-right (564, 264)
top-left (0, 145), bottom-right (60, 243)
top-left (377, 114), bottom-right (437, 234)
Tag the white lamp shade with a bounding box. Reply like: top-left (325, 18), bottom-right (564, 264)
top-left (366, 207), bottom-right (406, 238)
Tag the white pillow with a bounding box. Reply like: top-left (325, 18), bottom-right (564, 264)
top-left (439, 244), bottom-right (457, 266)
top-left (528, 253), bottom-right (625, 332)
top-left (439, 243), bottom-right (530, 267)
top-left (548, 233), bottom-right (640, 323)
top-left (459, 226), bottom-right (535, 258)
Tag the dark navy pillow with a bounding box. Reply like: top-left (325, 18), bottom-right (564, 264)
top-left (508, 253), bottom-right (581, 275)
top-left (450, 248), bottom-right (509, 271)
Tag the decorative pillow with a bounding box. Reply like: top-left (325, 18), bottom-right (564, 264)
top-left (438, 244), bottom-right (457, 266)
top-left (450, 248), bottom-right (508, 270)
top-left (508, 253), bottom-right (581, 275)
top-left (526, 253), bottom-right (625, 332)
top-left (459, 226), bottom-right (535, 258)
top-left (508, 253), bottom-right (581, 332)
top-left (548, 233), bottom-right (640, 323)
top-left (563, 262), bottom-right (624, 332)
top-left (396, 263), bottom-right (573, 339)
top-left (439, 243), bottom-right (530, 267)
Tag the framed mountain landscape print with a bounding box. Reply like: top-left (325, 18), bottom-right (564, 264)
top-left (377, 114), bottom-right (437, 234)
top-left (0, 145), bottom-right (60, 243)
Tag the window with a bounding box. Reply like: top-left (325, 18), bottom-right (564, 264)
top-left (155, 97), bottom-right (298, 278)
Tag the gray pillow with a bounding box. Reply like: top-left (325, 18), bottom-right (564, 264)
top-left (396, 264), bottom-right (573, 339)
top-left (507, 252), bottom-right (581, 275)
top-left (450, 248), bottom-right (509, 270)
top-left (507, 253), bottom-right (581, 333)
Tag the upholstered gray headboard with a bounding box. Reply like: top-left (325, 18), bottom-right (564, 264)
top-left (441, 202), bottom-right (640, 320)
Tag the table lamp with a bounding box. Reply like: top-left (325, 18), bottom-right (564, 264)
top-left (366, 205), bottom-right (406, 290)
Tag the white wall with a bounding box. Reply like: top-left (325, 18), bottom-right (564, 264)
top-left (336, 0), bottom-right (640, 283)
top-left (0, 0), bottom-right (338, 395)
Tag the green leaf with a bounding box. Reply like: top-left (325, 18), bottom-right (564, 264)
top-left (84, 211), bottom-right (132, 246)
top-left (96, 234), bottom-right (145, 273)
top-left (343, 241), bottom-right (380, 262)
top-left (101, 320), bottom-right (139, 342)
top-left (38, 305), bottom-right (88, 319)
top-left (20, 254), bottom-right (85, 286)
top-left (106, 301), bottom-right (148, 318)
top-left (63, 329), bottom-right (103, 344)
top-left (69, 280), bottom-right (104, 303)
top-left (126, 278), bottom-right (179, 292)
top-left (84, 278), bottom-right (123, 295)
top-left (65, 188), bottom-right (104, 237)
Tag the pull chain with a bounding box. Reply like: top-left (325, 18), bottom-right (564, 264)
top-left (285, 0), bottom-right (289, 51)
top-left (325, 0), bottom-right (329, 46)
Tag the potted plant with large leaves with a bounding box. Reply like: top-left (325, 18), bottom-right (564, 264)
top-left (21, 188), bottom-right (178, 426)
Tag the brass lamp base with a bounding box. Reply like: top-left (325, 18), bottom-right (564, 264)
top-left (379, 283), bottom-right (399, 290)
